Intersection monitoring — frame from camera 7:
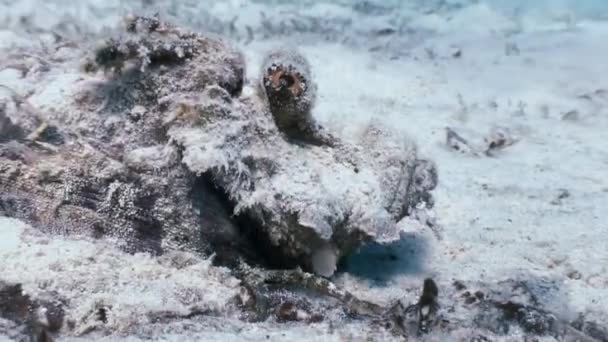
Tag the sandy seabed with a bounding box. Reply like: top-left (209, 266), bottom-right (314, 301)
top-left (1, 0), bottom-right (607, 340)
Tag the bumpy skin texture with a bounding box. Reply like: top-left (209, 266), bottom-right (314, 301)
top-left (259, 49), bottom-right (336, 146)
top-left (0, 16), bottom-right (436, 275)
top-left (170, 78), bottom-right (437, 274)
top-left (0, 140), bottom-right (208, 255)
top-left (0, 15), bottom-right (245, 257)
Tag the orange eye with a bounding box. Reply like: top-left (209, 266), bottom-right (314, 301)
top-left (266, 66), bottom-right (306, 98)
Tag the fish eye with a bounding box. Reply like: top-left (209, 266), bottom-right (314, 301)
top-left (279, 74), bottom-right (295, 88)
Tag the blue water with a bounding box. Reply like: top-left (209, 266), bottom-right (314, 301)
top-left (256, 0), bottom-right (608, 19)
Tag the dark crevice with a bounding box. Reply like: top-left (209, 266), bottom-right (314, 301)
top-left (0, 195), bottom-right (36, 222)
top-left (0, 110), bottom-right (25, 143)
top-left (131, 218), bottom-right (164, 256)
top-left (192, 173), bottom-right (300, 270)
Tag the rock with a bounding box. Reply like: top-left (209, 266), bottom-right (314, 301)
top-left (497, 301), bottom-right (558, 335)
top-left (561, 110), bottom-right (580, 121)
top-left (566, 270), bottom-right (582, 280)
top-left (484, 127), bottom-right (517, 156)
top-left (571, 316), bottom-right (608, 342)
top-left (445, 127), bottom-right (477, 155)
top-left (551, 189), bottom-right (570, 205)
top-left (446, 126), bottom-right (518, 157)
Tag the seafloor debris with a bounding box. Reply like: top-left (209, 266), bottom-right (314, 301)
top-left (550, 189), bottom-right (571, 205)
top-left (483, 126), bottom-right (518, 156)
top-left (505, 42), bottom-right (520, 56)
top-left (417, 278), bottom-right (439, 334)
top-left (445, 126), bottom-right (477, 155)
top-left (562, 109), bottom-right (580, 121)
top-left (0, 282), bottom-right (64, 342)
top-left (445, 126), bottom-right (518, 157)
